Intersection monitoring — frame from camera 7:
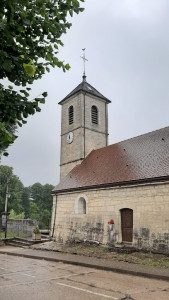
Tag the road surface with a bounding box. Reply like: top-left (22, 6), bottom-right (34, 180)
top-left (0, 254), bottom-right (169, 300)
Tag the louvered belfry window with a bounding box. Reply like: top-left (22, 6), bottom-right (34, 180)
top-left (69, 105), bottom-right (74, 125)
top-left (91, 105), bottom-right (98, 124)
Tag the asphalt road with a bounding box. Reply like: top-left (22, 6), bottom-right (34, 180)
top-left (0, 254), bottom-right (169, 300)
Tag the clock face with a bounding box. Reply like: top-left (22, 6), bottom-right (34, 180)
top-left (67, 132), bottom-right (74, 144)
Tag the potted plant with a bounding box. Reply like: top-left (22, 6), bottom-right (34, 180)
top-left (108, 219), bottom-right (114, 231)
top-left (32, 226), bottom-right (41, 240)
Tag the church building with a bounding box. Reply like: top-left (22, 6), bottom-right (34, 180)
top-left (51, 73), bottom-right (169, 254)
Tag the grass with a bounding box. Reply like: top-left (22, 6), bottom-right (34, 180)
top-left (0, 232), bottom-right (28, 239)
top-left (62, 243), bottom-right (169, 268)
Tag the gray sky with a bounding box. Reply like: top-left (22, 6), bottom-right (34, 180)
top-left (1, 0), bottom-right (169, 187)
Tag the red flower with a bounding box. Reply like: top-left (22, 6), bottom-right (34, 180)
top-left (108, 219), bottom-right (114, 225)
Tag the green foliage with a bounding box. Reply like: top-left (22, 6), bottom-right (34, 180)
top-left (21, 187), bottom-right (31, 219)
top-left (29, 202), bottom-right (39, 220)
top-left (30, 183), bottom-right (54, 228)
top-left (9, 209), bottom-right (24, 219)
top-left (0, 165), bottom-right (23, 214)
top-left (0, 123), bottom-right (17, 157)
top-left (0, 0), bottom-right (84, 154)
top-left (33, 226), bottom-right (40, 234)
top-left (0, 232), bottom-right (28, 238)
top-left (0, 165), bottom-right (54, 229)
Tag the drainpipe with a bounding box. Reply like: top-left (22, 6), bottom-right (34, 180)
top-left (51, 195), bottom-right (57, 238)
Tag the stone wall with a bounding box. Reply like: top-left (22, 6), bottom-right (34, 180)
top-left (2, 218), bottom-right (38, 236)
top-left (51, 181), bottom-right (169, 254)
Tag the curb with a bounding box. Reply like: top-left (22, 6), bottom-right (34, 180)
top-left (1, 250), bottom-right (169, 282)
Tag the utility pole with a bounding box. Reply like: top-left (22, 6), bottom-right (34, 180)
top-left (4, 180), bottom-right (10, 239)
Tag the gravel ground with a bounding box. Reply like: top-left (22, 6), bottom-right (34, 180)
top-left (31, 241), bottom-right (169, 268)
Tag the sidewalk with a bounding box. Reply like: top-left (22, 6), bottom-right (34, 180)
top-left (0, 245), bottom-right (169, 281)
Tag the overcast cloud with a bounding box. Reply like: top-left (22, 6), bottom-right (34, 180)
top-left (1, 0), bottom-right (169, 187)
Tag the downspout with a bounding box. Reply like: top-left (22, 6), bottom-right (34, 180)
top-left (51, 194), bottom-right (57, 238)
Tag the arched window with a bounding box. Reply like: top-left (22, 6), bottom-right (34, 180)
top-left (78, 197), bottom-right (86, 214)
top-left (91, 105), bottom-right (98, 124)
top-left (69, 105), bottom-right (74, 125)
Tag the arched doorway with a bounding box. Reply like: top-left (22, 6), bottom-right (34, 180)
top-left (121, 208), bottom-right (133, 242)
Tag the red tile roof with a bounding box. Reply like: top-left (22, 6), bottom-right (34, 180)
top-left (53, 126), bottom-right (169, 194)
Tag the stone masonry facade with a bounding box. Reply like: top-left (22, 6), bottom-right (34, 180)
top-left (60, 92), bottom-right (108, 179)
top-left (51, 181), bottom-right (169, 254)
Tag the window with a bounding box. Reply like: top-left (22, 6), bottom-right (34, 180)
top-left (91, 105), bottom-right (98, 124)
top-left (69, 105), bottom-right (74, 124)
top-left (78, 197), bottom-right (86, 214)
top-left (75, 195), bottom-right (88, 214)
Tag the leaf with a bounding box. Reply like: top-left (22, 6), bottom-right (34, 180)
top-left (3, 152), bottom-right (9, 156)
top-left (65, 64), bottom-right (70, 70)
top-left (57, 61), bottom-right (62, 68)
top-left (69, 10), bottom-right (73, 17)
top-left (23, 64), bottom-right (36, 76)
top-left (72, 0), bottom-right (80, 7)
top-left (42, 92), bottom-right (48, 97)
top-left (3, 59), bottom-right (12, 72)
top-left (40, 98), bottom-right (45, 104)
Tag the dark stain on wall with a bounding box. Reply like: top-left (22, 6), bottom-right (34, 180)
top-left (134, 228), bottom-right (169, 254)
top-left (67, 221), bottom-right (104, 243)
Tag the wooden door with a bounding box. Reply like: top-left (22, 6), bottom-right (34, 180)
top-left (121, 209), bottom-right (133, 242)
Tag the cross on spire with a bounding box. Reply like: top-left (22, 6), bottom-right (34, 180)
top-left (80, 48), bottom-right (88, 81)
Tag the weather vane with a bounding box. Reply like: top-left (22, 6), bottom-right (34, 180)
top-left (80, 48), bottom-right (88, 78)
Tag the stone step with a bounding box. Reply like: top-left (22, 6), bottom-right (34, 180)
top-left (5, 241), bottom-right (29, 248)
top-left (13, 237), bottom-right (34, 244)
top-left (6, 239), bottom-right (34, 247)
top-left (5, 237), bottom-right (50, 248)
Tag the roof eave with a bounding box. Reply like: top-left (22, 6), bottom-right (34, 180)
top-left (52, 175), bottom-right (169, 195)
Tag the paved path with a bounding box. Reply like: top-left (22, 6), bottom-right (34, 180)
top-left (0, 245), bottom-right (169, 281)
top-left (0, 252), bottom-right (169, 300)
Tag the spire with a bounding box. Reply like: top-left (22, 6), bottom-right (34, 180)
top-left (80, 48), bottom-right (88, 82)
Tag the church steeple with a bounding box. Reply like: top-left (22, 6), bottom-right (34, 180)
top-left (59, 53), bottom-right (111, 179)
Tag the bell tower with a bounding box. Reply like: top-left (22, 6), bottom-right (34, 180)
top-left (59, 75), bottom-right (111, 179)
top-left (59, 50), bottom-right (111, 179)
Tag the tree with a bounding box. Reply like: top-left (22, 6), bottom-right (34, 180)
top-left (0, 165), bottom-right (23, 214)
top-left (29, 202), bottom-right (40, 220)
top-left (30, 182), bottom-right (54, 228)
top-left (21, 187), bottom-right (31, 219)
top-left (0, 0), bottom-right (84, 154)
top-left (9, 209), bottom-right (24, 219)
top-left (0, 124), bottom-right (17, 157)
